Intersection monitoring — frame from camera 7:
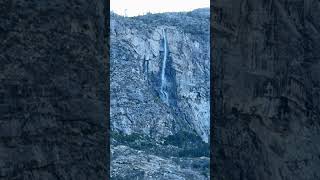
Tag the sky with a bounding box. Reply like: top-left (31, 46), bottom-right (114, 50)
top-left (110, 0), bottom-right (209, 17)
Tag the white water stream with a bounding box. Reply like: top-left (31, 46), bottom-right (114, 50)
top-left (160, 29), bottom-right (169, 104)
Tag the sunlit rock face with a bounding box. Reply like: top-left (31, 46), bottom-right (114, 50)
top-left (110, 8), bottom-right (210, 179)
top-left (212, 0), bottom-right (320, 180)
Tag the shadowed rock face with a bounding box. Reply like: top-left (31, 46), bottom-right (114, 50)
top-left (212, 0), bottom-right (320, 179)
top-left (110, 9), bottom-right (210, 179)
top-left (0, 1), bottom-right (108, 179)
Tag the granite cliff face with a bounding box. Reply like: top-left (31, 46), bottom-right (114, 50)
top-left (212, 0), bottom-right (320, 179)
top-left (0, 1), bottom-right (108, 179)
top-left (110, 9), bottom-right (210, 179)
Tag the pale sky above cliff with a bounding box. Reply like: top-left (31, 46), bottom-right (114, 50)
top-left (111, 0), bottom-right (209, 17)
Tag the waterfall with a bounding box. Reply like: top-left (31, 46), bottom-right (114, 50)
top-left (160, 29), bottom-right (169, 104)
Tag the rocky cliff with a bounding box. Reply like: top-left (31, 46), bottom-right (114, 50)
top-left (212, 0), bottom-right (320, 179)
top-left (0, 1), bottom-right (108, 179)
top-left (110, 9), bottom-right (210, 179)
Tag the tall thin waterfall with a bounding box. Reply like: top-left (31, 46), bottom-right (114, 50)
top-left (160, 29), bottom-right (169, 104)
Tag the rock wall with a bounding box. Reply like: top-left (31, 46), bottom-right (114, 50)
top-left (0, 1), bottom-right (108, 179)
top-left (212, 0), bottom-right (320, 179)
top-left (110, 9), bottom-right (210, 179)
top-left (110, 9), bottom-right (210, 142)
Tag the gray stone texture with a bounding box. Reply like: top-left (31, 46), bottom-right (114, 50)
top-left (111, 9), bottom-right (210, 179)
top-left (212, 0), bottom-right (320, 179)
top-left (0, 1), bottom-right (108, 179)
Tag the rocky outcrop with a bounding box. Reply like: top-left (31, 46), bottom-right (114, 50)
top-left (0, 1), bottom-right (108, 179)
top-left (212, 0), bottom-right (320, 179)
top-left (111, 145), bottom-right (209, 180)
top-left (111, 9), bottom-right (210, 179)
